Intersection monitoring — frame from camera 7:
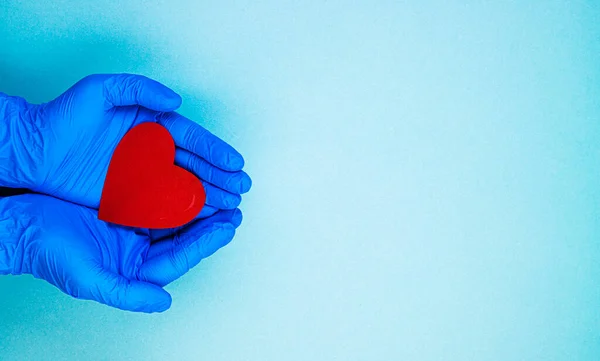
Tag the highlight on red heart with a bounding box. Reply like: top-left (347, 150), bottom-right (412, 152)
top-left (98, 122), bottom-right (206, 229)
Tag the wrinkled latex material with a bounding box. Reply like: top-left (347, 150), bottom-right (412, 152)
top-left (0, 193), bottom-right (242, 313)
top-left (0, 94), bottom-right (41, 189)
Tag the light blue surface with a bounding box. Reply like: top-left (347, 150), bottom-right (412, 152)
top-left (1, 1), bottom-right (599, 360)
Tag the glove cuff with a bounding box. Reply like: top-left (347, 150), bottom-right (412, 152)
top-left (0, 93), bottom-right (42, 189)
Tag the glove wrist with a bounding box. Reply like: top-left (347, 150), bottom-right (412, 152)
top-left (0, 93), bottom-right (43, 189)
top-left (0, 197), bottom-right (34, 276)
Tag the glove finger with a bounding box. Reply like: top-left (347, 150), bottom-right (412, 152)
top-left (175, 148), bottom-right (252, 194)
top-left (103, 74), bottom-right (182, 112)
top-left (139, 221), bottom-right (237, 287)
top-left (148, 208), bottom-right (242, 254)
top-left (197, 204), bottom-right (220, 218)
top-left (202, 181), bottom-right (241, 210)
top-left (157, 112), bottom-right (245, 171)
top-left (80, 266), bottom-right (172, 313)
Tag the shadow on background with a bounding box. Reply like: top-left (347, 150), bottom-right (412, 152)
top-left (0, 34), bottom-right (148, 101)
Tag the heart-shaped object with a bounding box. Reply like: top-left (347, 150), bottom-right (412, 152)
top-left (98, 122), bottom-right (206, 229)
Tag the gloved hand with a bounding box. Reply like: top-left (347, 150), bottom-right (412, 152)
top-left (0, 193), bottom-right (242, 313)
top-left (0, 74), bottom-right (251, 218)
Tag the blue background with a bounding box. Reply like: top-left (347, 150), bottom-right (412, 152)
top-left (1, 1), bottom-right (599, 360)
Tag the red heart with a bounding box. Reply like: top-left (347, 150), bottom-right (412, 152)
top-left (98, 122), bottom-right (206, 229)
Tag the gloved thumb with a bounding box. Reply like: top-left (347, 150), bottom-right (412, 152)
top-left (103, 73), bottom-right (182, 112)
top-left (83, 267), bottom-right (172, 313)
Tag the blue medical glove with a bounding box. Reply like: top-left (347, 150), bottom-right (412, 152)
top-left (0, 193), bottom-right (242, 313)
top-left (0, 74), bottom-right (251, 218)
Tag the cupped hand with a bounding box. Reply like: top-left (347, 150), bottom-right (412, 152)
top-left (27, 74), bottom-right (251, 217)
top-left (4, 193), bottom-right (242, 313)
